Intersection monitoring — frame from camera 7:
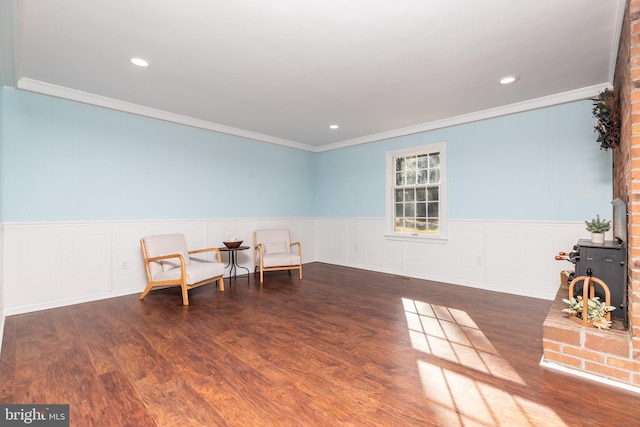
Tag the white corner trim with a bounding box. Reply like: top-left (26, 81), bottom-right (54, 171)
top-left (0, 0), bottom-right (18, 88)
top-left (16, 78), bottom-right (316, 152)
top-left (540, 357), bottom-right (640, 394)
top-left (608, 0), bottom-right (627, 83)
top-left (316, 84), bottom-right (610, 152)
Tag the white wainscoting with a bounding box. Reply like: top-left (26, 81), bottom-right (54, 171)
top-left (2, 218), bottom-right (316, 315)
top-left (1, 217), bottom-right (592, 317)
top-left (316, 218), bottom-right (594, 300)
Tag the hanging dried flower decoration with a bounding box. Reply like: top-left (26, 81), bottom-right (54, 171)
top-left (592, 88), bottom-right (621, 151)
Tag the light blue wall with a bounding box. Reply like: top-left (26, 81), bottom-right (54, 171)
top-left (315, 101), bottom-right (613, 221)
top-left (0, 89), bottom-right (316, 221)
top-left (0, 89), bottom-right (613, 223)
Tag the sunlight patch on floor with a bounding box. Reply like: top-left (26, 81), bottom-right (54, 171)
top-left (417, 361), bottom-right (567, 426)
top-left (402, 297), bottom-right (567, 426)
top-left (402, 297), bottom-right (524, 385)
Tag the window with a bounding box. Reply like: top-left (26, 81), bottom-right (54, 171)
top-left (386, 142), bottom-right (447, 240)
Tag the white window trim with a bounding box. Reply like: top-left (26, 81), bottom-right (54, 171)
top-left (385, 142), bottom-right (448, 242)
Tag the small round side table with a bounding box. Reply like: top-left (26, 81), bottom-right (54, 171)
top-left (218, 246), bottom-right (250, 280)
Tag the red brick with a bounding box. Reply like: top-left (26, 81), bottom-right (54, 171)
top-left (607, 356), bottom-right (640, 371)
top-left (542, 340), bottom-right (561, 352)
top-left (631, 89), bottom-right (640, 103)
top-left (584, 333), bottom-right (631, 357)
top-left (630, 181), bottom-right (640, 192)
top-left (563, 346), bottom-right (605, 363)
top-left (544, 350), bottom-right (582, 368)
top-left (584, 362), bottom-right (632, 382)
top-left (543, 324), bottom-right (581, 346)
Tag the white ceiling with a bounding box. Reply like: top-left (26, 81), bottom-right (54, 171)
top-left (0, 0), bottom-right (626, 152)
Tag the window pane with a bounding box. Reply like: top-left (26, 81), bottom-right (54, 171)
top-left (395, 189), bottom-right (404, 202)
top-left (406, 171), bottom-right (416, 185)
top-left (429, 153), bottom-right (440, 168)
top-left (428, 187), bottom-right (439, 201)
top-left (428, 219), bottom-right (439, 233)
top-left (395, 218), bottom-right (404, 232)
top-left (396, 172), bottom-right (404, 186)
top-left (417, 170), bottom-right (428, 184)
top-left (396, 157), bottom-right (405, 172)
top-left (404, 188), bottom-right (415, 201)
top-left (404, 202), bottom-right (415, 217)
top-left (428, 201), bottom-right (438, 217)
top-left (416, 187), bottom-right (426, 201)
top-left (406, 156), bottom-right (416, 170)
top-left (416, 219), bottom-right (427, 232)
top-left (395, 203), bottom-right (403, 217)
top-left (416, 202), bottom-right (426, 217)
top-left (429, 169), bottom-right (440, 184)
top-left (417, 155), bottom-right (429, 169)
top-left (403, 219), bottom-right (415, 233)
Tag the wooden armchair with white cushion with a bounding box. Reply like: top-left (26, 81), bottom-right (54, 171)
top-left (140, 234), bottom-right (225, 305)
top-left (253, 229), bottom-right (302, 283)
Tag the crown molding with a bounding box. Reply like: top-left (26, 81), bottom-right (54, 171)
top-left (16, 78), bottom-right (316, 152)
top-left (16, 78), bottom-right (608, 154)
top-left (315, 84), bottom-right (609, 152)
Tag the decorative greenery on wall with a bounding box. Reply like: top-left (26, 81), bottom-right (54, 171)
top-left (592, 88), bottom-right (621, 151)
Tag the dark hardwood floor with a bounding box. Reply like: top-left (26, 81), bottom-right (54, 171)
top-left (1, 262), bottom-right (638, 426)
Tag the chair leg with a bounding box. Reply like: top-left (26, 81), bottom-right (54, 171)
top-left (139, 284), bottom-right (153, 300)
top-left (260, 268), bottom-right (264, 283)
top-left (218, 277), bottom-right (225, 292)
top-left (181, 285), bottom-right (190, 305)
top-left (299, 267), bottom-right (302, 279)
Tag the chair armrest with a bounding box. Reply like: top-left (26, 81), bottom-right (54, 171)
top-left (255, 243), bottom-right (264, 265)
top-left (146, 253), bottom-right (186, 264)
top-left (145, 253), bottom-right (188, 279)
top-left (290, 241), bottom-right (301, 257)
top-left (188, 247), bottom-right (222, 263)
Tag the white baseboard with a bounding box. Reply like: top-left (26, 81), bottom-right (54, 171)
top-left (540, 357), bottom-right (640, 394)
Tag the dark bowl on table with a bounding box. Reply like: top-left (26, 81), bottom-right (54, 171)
top-left (223, 241), bottom-right (243, 249)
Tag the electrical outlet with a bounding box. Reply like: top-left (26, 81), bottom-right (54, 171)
top-left (475, 256), bottom-right (483, 266)
top-left (354, 244), bottom-right (359, 253)
top-left (122, 260), bottom-right (130, 269)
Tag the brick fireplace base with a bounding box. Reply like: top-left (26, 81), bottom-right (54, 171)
top-left (542, 285), bottom-right (640, 388)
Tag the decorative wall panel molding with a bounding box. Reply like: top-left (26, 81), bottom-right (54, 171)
top-left (1, 218), bottom-right (588, 315)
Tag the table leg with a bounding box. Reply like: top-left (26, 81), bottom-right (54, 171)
top-left (225, 250), bottom-right (250, 281)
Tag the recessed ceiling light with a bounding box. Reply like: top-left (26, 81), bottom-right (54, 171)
top-left (498, 75), bottom-right (519, 85)
top-left (329, 124), bottom-right (339, 130)
top-left (130, 57), bottom-right (149, 67)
